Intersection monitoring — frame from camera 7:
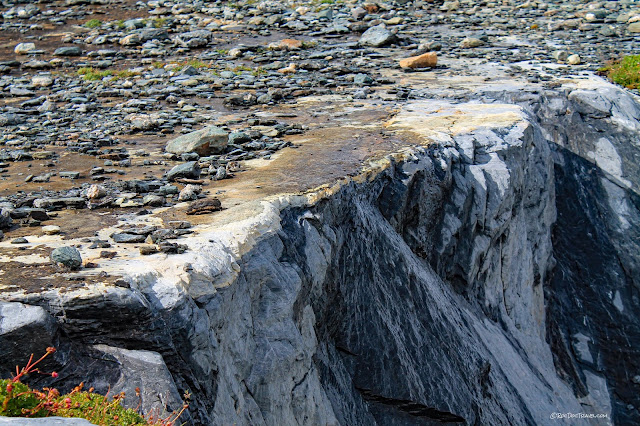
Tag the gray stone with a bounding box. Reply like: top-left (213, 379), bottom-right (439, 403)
top-left (228, 131), bottom-right (251, 144)
top-left (352, 7), bottom-right (367, 20)
top-left (179, 65), bottom-right (200, 76)
top-left (91, 345), bottom-right (185, 418)
top-left (33, 197), bottom-right (86, 210)
top-left (212, 166), bottom-right (227, 181)
top-left (628, 22), bottom-right (640, 33)
top-left (185, 198), bottom-right (221, 214)
top-left (353, 73), bottom-right (373, 85)
top-left (111, 233), bottom-right (147, 243)
top-left (14, 43), bottom-right (36, 54)
top-left (178, 184), bottom-right (200, 201)
top-left (359, 25), bottom-right (395, 47)
top-left (166, 161), bottom-right (201, 181)
top-left (138, 28), bottom-right (169, 41)
top-left (166, 126), bottom-right (228, 156)
top-left (568, 90), bottom-right (612, 118)
top-left (50, 246), bottom-right (82, 269)
top-left (59, 171), bottom-right (80, 179)
top-left (120, 33), bottom-right (141, 46)
top-left (0, 301), bottom-right (57, 385)
top-left (159, 184), bottom-right (179, 195)
top-left (54, 46), bottom-right (82, 56)
top-left (142, 194), bottom-right (164, 206)
top-left (0, 208), bottom-right (12, 230)
top-left (460, 37), bottom-right (484, 48)
top-left (31, 75), bottom-right (53, 87)
top-left (176, 30), bottom-right (211, 48)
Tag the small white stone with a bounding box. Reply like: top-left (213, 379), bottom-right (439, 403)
top-left (31, 75), bottom-right (53, 87)
top-left (567, 54), bottom-right (581, 65)
top-left (42, 225), bottom-right (60, 235)
top-left (86, 184), bottom-right (107, 200)
top-left (14, 42), bottom-right (36, 54)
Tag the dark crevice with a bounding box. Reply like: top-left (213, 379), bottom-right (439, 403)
top-left (356, 387), bottom-right (466, 423)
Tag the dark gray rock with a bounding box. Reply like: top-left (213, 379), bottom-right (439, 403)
top-left (111, 233), bottom-right (147, 243)
top-left (175, 30), bottom-right (211, 48)
top-left (228, 131), bottom-right (251, 144)
top-left (33, 197), bottom-right (86, 210)
top-left (0, 208), bottom-right (12, 230)
top-left (359, 25), bottom-right (395, 47)
top-left (166, 161), bottom-right (201, 181)
top-left (54, 46), bottom-right (82, 56)
top-left (50, 246), bottom-right (82, 269)
top-left (353, 73), bottom-right (373, 85)
top-left (142, 194), bottom-right (164, 206)
top-left (0, 302), bottom-right (58, 368)
top-left (139, 28), bottom-right (169, 42)
top-left (91, 345), bottom-right (186, 419)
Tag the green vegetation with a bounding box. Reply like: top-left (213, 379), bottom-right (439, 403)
top-left (152, 17), bottom-right (168, 28)
top-left (115, 19), bottom-right (126, 29)
top-left (77, 67), bottom-right (112, 80)
top-left (1, 380), bottom-right (148, 425)
top-left (0, 348), bottom-right (188, 425)
top-left (598, 55), bottom-right (640, 90)
top-left (215, 48), bottom-right (229, 55)
top-left (142, 17), bottom-right (169, 28)
top-left (84, 19), bottom-right (102, 29)
top-left (251, 67), bottom-right (267, 77)
top-left (172, 59), bottom-right (208, 71)
top-left (301, 40), bottom-right (318, 49)
top-left (230, 64), bottom-right (252, 74)
top-left (77, 67), bottom-right (139, 81)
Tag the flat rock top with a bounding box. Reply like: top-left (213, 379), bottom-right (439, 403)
top-left (0, 0), bottom-right (636, 293)
top-left (387, 101), bottom-right (525, 142)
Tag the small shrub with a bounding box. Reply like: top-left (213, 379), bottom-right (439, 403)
top-left (172, 59), bottom-right (208, 72)
top-left (77, 68), bottom-right (139, 81)
top-left (251, 67), bottom-right (266, 77)
top-left (230, 65), bottom-right (251, 75)
top-left (0, 348), bottom-right (188, 426)
top-left (598, 55), bottom-right (640, 89)
top-left (77, 67), bottom-right (113, 81)
top-left (84, 19), bottom-right (102, 29)
top-left (152, 18), bottom-right (168, 28)
top-left (114, 70), bottom-right (139, 79)
top-left (301, 40), bottom-right (318, 49)
top-left (0, 380), bottom-right (41, 417)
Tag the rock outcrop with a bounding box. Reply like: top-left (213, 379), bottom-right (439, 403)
top-left (1, 77), bottom-right (638, 425)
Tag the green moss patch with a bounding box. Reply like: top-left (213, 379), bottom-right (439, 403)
top-left (598, 55), bottom-right (640, 89)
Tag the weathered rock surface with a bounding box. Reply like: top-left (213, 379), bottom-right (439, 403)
top-left (1, 78), bottom-right (636, 425)
top-left (165, 126), bottom-right (228, 156)
top-left (0, 0), bottom-right (639, 423)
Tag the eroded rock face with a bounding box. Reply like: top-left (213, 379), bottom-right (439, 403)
top-left (536, 86), bottom-right (640, 425)
top-left (0, 81), bottom-right (638, 426)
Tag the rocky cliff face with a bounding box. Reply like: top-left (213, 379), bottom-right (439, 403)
top-left (1, 78), bottom-right (638, 425)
